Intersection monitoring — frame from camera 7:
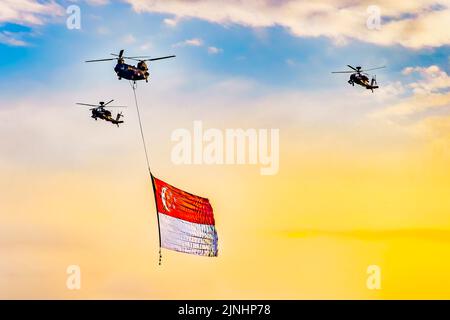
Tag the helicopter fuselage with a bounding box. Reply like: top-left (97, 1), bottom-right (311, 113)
top-left (348, 73), bottom-right (378, 91)
top-left (114, 61), bottom-right (150, 82)
top-left (91, 108), bottom-right (111, 121)
top-left (85, 50), bottom-right (175, 83)
top-left (91, 108), bottom-right (124, 126)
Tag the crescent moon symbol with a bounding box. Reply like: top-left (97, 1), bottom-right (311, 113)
top-left (161, 187), bottom-right (171, 212)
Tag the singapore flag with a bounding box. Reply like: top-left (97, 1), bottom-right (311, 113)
top-left (151, 176), bottom-right (218, 257)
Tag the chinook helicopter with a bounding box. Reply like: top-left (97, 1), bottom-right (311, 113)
top-left (332, 65), bottom-right (385, 92)
top-left (85, 50), bottom-right (175, 83)
top-left (76, 100), bottom-right (127, 127)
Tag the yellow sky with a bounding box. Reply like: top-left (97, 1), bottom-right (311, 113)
top-left (1, 86), bottom-right (449, 298)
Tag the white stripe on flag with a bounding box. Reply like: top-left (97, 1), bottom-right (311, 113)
top-left (158, 213), bottom-right (218, 257)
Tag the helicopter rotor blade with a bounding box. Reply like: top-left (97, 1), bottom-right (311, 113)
top-left (125, 56), bottom-right (152, 59)
top-left (142, 55), bottom-right (176, 62)
top-left (85, 58), bottom-right (116, 63)
top-left (103, 99), bottom-right (114, 106)
top-left (111, 54), bottom-right (152, 59)
top-left (361, 66), bottom-right (386, 72)
top-left (76, 103), bottom-right (98, 107)
top-left (347, 65), bottom-right (358, 71)
top-left (123, 57), bottom-right (144, 62)
top-left (331, 71), bottom-right (354, 74)
top-left (103, 106), bottom-right (128, 108)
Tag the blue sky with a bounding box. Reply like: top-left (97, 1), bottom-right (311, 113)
top-left (1, 1), bottom-right (448, 96)
top-left (1, 1), bottom-right (449, 162)
top-left (1, 1), bottom-right (449, 149)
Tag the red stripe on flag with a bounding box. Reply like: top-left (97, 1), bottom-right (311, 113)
top-left (152, 176), bottom-right (215, 225)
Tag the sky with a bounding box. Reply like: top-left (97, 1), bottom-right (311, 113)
top-left (0, 0), bottom-right (450, 299)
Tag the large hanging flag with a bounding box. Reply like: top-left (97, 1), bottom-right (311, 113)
top-left (151, 175), bottom-right (218, 257)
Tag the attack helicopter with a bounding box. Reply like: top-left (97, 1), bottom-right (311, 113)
top-left (332, 65), bottom-right (385, 92)
top-left (85, 50), bottom-right (175, 83)
top-left (76, 100), bottom-right (127, 127)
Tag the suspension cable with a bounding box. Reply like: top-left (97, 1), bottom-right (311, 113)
top-left (129, 81), bottom-right (162, 265)
top-left (129, 81), bottom-right (151, 176)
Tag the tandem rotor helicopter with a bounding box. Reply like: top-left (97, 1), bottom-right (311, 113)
top-left (332, 65), bottom-right (386, 92)
top-left (86, 49), bottom-right (176, 83)
top-left (76, 100), bottom-right (127, 127)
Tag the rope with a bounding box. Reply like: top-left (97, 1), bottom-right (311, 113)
top-left (129, 80), bottom-right (163, 266)
top-left (130, 81), bottom-right (152, 176)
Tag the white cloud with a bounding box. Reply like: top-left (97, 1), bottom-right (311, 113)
top-left (173, 38), bottom-right (222, 55)
top-left (173, 38), bottom-right (203, 47)
top-left (96, 26), bottom-right (110, 35)
top-left (207, 46), bottom-right (222, 54)
top-left (85, 0), bottom-right (109, 5)
top-left (139, 42), bottom-right (152, 51)
top-left (0, 0), bottom-right (63, 26)
top-left (125, 0), bottom-right (450, 49)
top-left (285, 58), bottom-right (298, 67)
top-left (373, 65), bottom-right (450, 118)
top-left (122, 34), bottom-right (137, 44)
top-left (402, 65), bottom-right (450, 94)
top-left (0, 0), bottom-right (64, 46)
top-left (163, 17), bottom-right (178, 27)
top-left (374, 93), bottom-right (450, 117)
top-left (184, 38), bottom-right (203, 46)
top-left (0, 31), bottom-right (28, 46)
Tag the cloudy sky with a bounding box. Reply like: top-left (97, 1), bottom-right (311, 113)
top-left (1, 0), bottom-right (450, 298)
